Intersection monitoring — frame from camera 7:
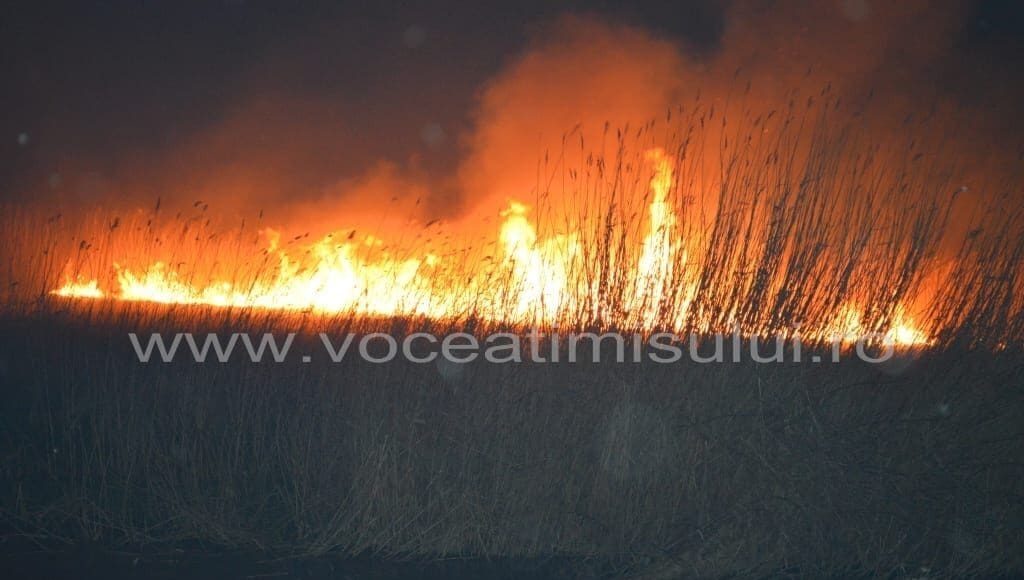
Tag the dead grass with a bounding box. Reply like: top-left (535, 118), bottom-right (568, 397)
top-left (0, 87), bottom-right (1022, 578)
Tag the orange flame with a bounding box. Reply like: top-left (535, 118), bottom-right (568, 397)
top-left (52, 148), bottom-right (931, 347)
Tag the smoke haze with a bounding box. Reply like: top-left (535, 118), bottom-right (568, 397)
top-left (2, 0), bottom-right (1021, 237)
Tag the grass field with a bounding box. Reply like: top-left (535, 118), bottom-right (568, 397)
top-left (2, 98), bottom-right (1023, 579)
top-left (1, 303), bottom-right (1022, 578)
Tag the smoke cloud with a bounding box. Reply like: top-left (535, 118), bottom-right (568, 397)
top-left (5, 1), bottom-right (1021, 240)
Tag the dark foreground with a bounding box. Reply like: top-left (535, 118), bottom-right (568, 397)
top-left (1, 305), bottom-right (1023, 579)
top-left (1, 538), bottom-right (582, 580)
top-left (5, 543), bottom-right (1024, 580)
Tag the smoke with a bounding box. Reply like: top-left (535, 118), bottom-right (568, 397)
top-left (450, 1), bottom-right (1021, 239)
top-left (457, 15), bottom-right (689, 213)
top-left (6, 1), bottom-right (1021, 240)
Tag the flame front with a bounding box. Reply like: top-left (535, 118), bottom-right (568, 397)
top-left (52, 147), bottom-right (932, 347)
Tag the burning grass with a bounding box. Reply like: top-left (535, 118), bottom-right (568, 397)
top-left (1, 90), bottom-right (1023, 578)
top-left (5, 90), bottom-right (1022, 349)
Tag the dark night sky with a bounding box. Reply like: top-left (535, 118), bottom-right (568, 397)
top-left (1, 0), bottom-right (1022, 218)
top-left (0, 1), bottom-right (720, 188)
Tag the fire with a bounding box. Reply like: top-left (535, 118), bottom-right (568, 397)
top-left (827, 304), bottom-right (930, 347)
top-left (632, 148), bottom-right (687, 328)
top-left (497, 201), bottom-right (577, 322)
top-left (51, 148), bottom-right (932, 347)
top-left (112, 236), bottom-right (446, 317)
top-left (53, 278), bottom-right (104, 299)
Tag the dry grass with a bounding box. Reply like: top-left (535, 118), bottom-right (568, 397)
top-left (4, 92), bottom-right (1022, 346)
top-left (0, 89), bottom-right (1022, 578)
top-left (0, 313), bottom-right (1022, 578)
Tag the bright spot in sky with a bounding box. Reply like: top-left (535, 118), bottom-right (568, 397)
top-left (403, 25), bottom-right (426, 48)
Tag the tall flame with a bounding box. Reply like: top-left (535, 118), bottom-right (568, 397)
top-left (632, 148), bottom-right (685, 328)
top-left (53, 148), bottom-right (930, 347)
